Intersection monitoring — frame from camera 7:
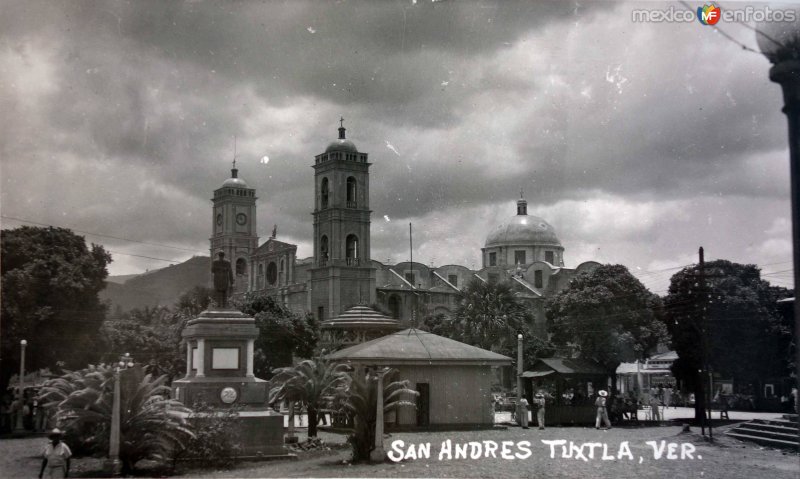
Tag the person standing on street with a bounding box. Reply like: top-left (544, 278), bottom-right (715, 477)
top-left (518, 397), bottom-right (530, 429)
top-left (649, 393), bottom-right (662, 421)
top-left (595, 390), bottom-right (612, 429)
top-left (39, 428), bottom-right (71, 478)
top-left (533, 392), bottom-right (546, 430)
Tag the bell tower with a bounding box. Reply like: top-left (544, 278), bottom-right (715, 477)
top-left (309, 119), bottom-right (376, 320)
top-left (210, 161), bottom-right (258, 293)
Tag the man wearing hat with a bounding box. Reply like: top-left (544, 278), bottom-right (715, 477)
top-left (39, 428), bottom-right (71, 478)
top-left (595, 390), bottom-right (612, 430)
top-left (533, 391), bottom-right (546, 430)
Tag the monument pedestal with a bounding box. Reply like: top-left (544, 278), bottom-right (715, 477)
top-left (172, 308), bottom-right (289, 458)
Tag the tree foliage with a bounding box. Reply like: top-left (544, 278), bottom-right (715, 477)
top-left (268, 358), bottom-right (350, 437)
top-left (546, 264), bottom-right (667, 375)
top-left (664, 260), bottom-right (793, 396)
top-left (422, 279), bottom-right (554, 369)
top-left (235, 293), bottom-right (320, 378)
top-left (100, 287), bottom-right (212, 381)
top-left (1, 226), bottom-right (111, 389)
top-left (452, 279), bottom-right (531, 352)
top-left (334, 367), bottom-right (417, 462)
top-left (38, 365), bottom-right (194, 474)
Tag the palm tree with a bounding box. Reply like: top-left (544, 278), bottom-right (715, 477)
top-left (454, 279), bottom-right (530, 351)
top-left (39, 365), bottom-right (194, 474)
top-left (268, 358), bottom-right (350, 437)
top-left (335, 366), bottom-right (417, 462)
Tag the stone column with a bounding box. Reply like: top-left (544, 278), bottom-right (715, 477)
top-left (196, 338), bottom-right (206, 377)
top-left (370, 370), bottom-right (386, 462)
top-left (185, 341), bottom-right (192, 377)
top-left (246, 339), bottom-right (255, 377)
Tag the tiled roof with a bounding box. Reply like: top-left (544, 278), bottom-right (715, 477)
top-left (320, 305), bottom-right (400, 330)
top-left (327, 329), bottom-right (511, 365)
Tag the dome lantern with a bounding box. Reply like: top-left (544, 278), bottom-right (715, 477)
top-left (325, 117), bottom-right (359, 153)
top-left (517, 198), bottom-right (527, 216)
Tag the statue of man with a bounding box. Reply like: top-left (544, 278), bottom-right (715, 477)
top-left (212, 251), bottom-right (235, 308)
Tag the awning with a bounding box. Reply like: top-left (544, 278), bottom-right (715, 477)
top-left (521, 370), bottom-right (554, 378)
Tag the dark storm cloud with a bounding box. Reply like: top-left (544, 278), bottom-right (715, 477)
top-left (0, 0), bottom-right (794, 284)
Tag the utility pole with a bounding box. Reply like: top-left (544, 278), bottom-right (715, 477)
top-left (409, 223), bottom-right (415, 327)
top-left (699, 247), bottom-right (713, 442)
top-left (14, 340), bottom-right (27, 433)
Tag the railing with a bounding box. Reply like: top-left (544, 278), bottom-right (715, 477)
top-left (319, 258), bottom-right (328, 267)
top-left (346, 200), bottom-right (357, 208)
top-left (346, 257), bottom-right (360, 266)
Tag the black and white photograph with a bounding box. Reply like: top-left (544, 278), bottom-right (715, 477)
top-left (1, 1), bottom-right (798, 477)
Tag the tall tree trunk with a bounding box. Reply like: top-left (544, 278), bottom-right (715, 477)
top-left (307, 406), bottom-right (318, 437)
top-left (695, 373), bottom-right (706, 425)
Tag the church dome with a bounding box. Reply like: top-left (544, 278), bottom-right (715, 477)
top-left (325, 138), bottom-right (358, 153)
top-left (325, 118), bottom-right (358, 153)
top-left (222, 176), bottom-right (247, 187)
top-left (484, 199), bottom-right (561, 247)
top-left (221, 164), bottom-right (246, 188)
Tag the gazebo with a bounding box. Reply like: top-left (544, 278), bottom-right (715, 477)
top-left (327, 329), bottom-right (511, 429)
top-left (319, 305), bottom-right (402, 350)
top-left (521, 357), bottom-right (610, 425)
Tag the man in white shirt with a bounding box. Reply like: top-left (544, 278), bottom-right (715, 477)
top-left (39, 428), bottom-right (71, 478)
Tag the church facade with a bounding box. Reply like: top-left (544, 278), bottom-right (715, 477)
top-left (210, 122), bottom-right (600, 344)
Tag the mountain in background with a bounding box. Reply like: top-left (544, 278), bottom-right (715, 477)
top-left (100, 256), bottom-right (211, 313)
top-left (105, 273), bottom-right (140, 285)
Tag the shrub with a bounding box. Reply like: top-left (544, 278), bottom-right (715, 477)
top-left (174, 402), bottom-right (242, 469)
top-left (39, 365), bottom-right (194, 474)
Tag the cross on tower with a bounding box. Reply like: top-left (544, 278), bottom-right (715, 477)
top-left (339, 116), bottom-right (345, 128)
top-left (232, 135), bottom-right (238, 169)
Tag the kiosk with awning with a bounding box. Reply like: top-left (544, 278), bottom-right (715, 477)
top-left (521, 358), bottom-right (611, 425)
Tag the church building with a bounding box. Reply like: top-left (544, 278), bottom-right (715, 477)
top-left (210, 121), bottom-right (600, 347)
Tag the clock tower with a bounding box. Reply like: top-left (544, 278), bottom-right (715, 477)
top-left (309, 120), bottom-right (376, 320)
top-left (211, 161), bottom-right (258, 293)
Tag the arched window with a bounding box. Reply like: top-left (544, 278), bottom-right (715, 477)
top-left (236, 258), bottom-right (247, 276)
top-left (320, 235), bottom-right (329, 265)
top-left (267, 262), bottom-right (277, 285)
top-left (320, 177), bottom-right (329, 209)
top-left (388, 295), bottom-right (401, 319)
top-left (345, 234), bottom-right (358, 265)
top-left (346, 177), bottom-right (357, 208)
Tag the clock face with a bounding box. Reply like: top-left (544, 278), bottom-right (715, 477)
top-left (236, 213), bottom-right (247, 225)
top-left (216, 214), bottom-right (223, 226)
top-left (220, 387), bottom-right (238, 404)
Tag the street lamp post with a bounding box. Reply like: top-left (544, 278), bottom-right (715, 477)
top-left (757, 15), bottom-right (800, 445)
top-left (14, 339), bottom-right (27, 433)
top-left (516, 333), bottom-right (524, 427)
top-left (370, 367), bottom-right (390, 463)
top-left (107, 353), bottom-right (134, 477)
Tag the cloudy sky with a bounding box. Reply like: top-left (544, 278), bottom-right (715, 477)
top-left (1, 0), bottom-right (795, 294)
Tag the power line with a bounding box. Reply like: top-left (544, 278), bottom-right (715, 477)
top-left (1, 215), bottom-right (206, 255)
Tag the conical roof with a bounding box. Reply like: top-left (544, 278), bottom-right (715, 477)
top-left (326, 329), bottom-right (512, 365)
top-left (320, 305), bottom-right (400, 330)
